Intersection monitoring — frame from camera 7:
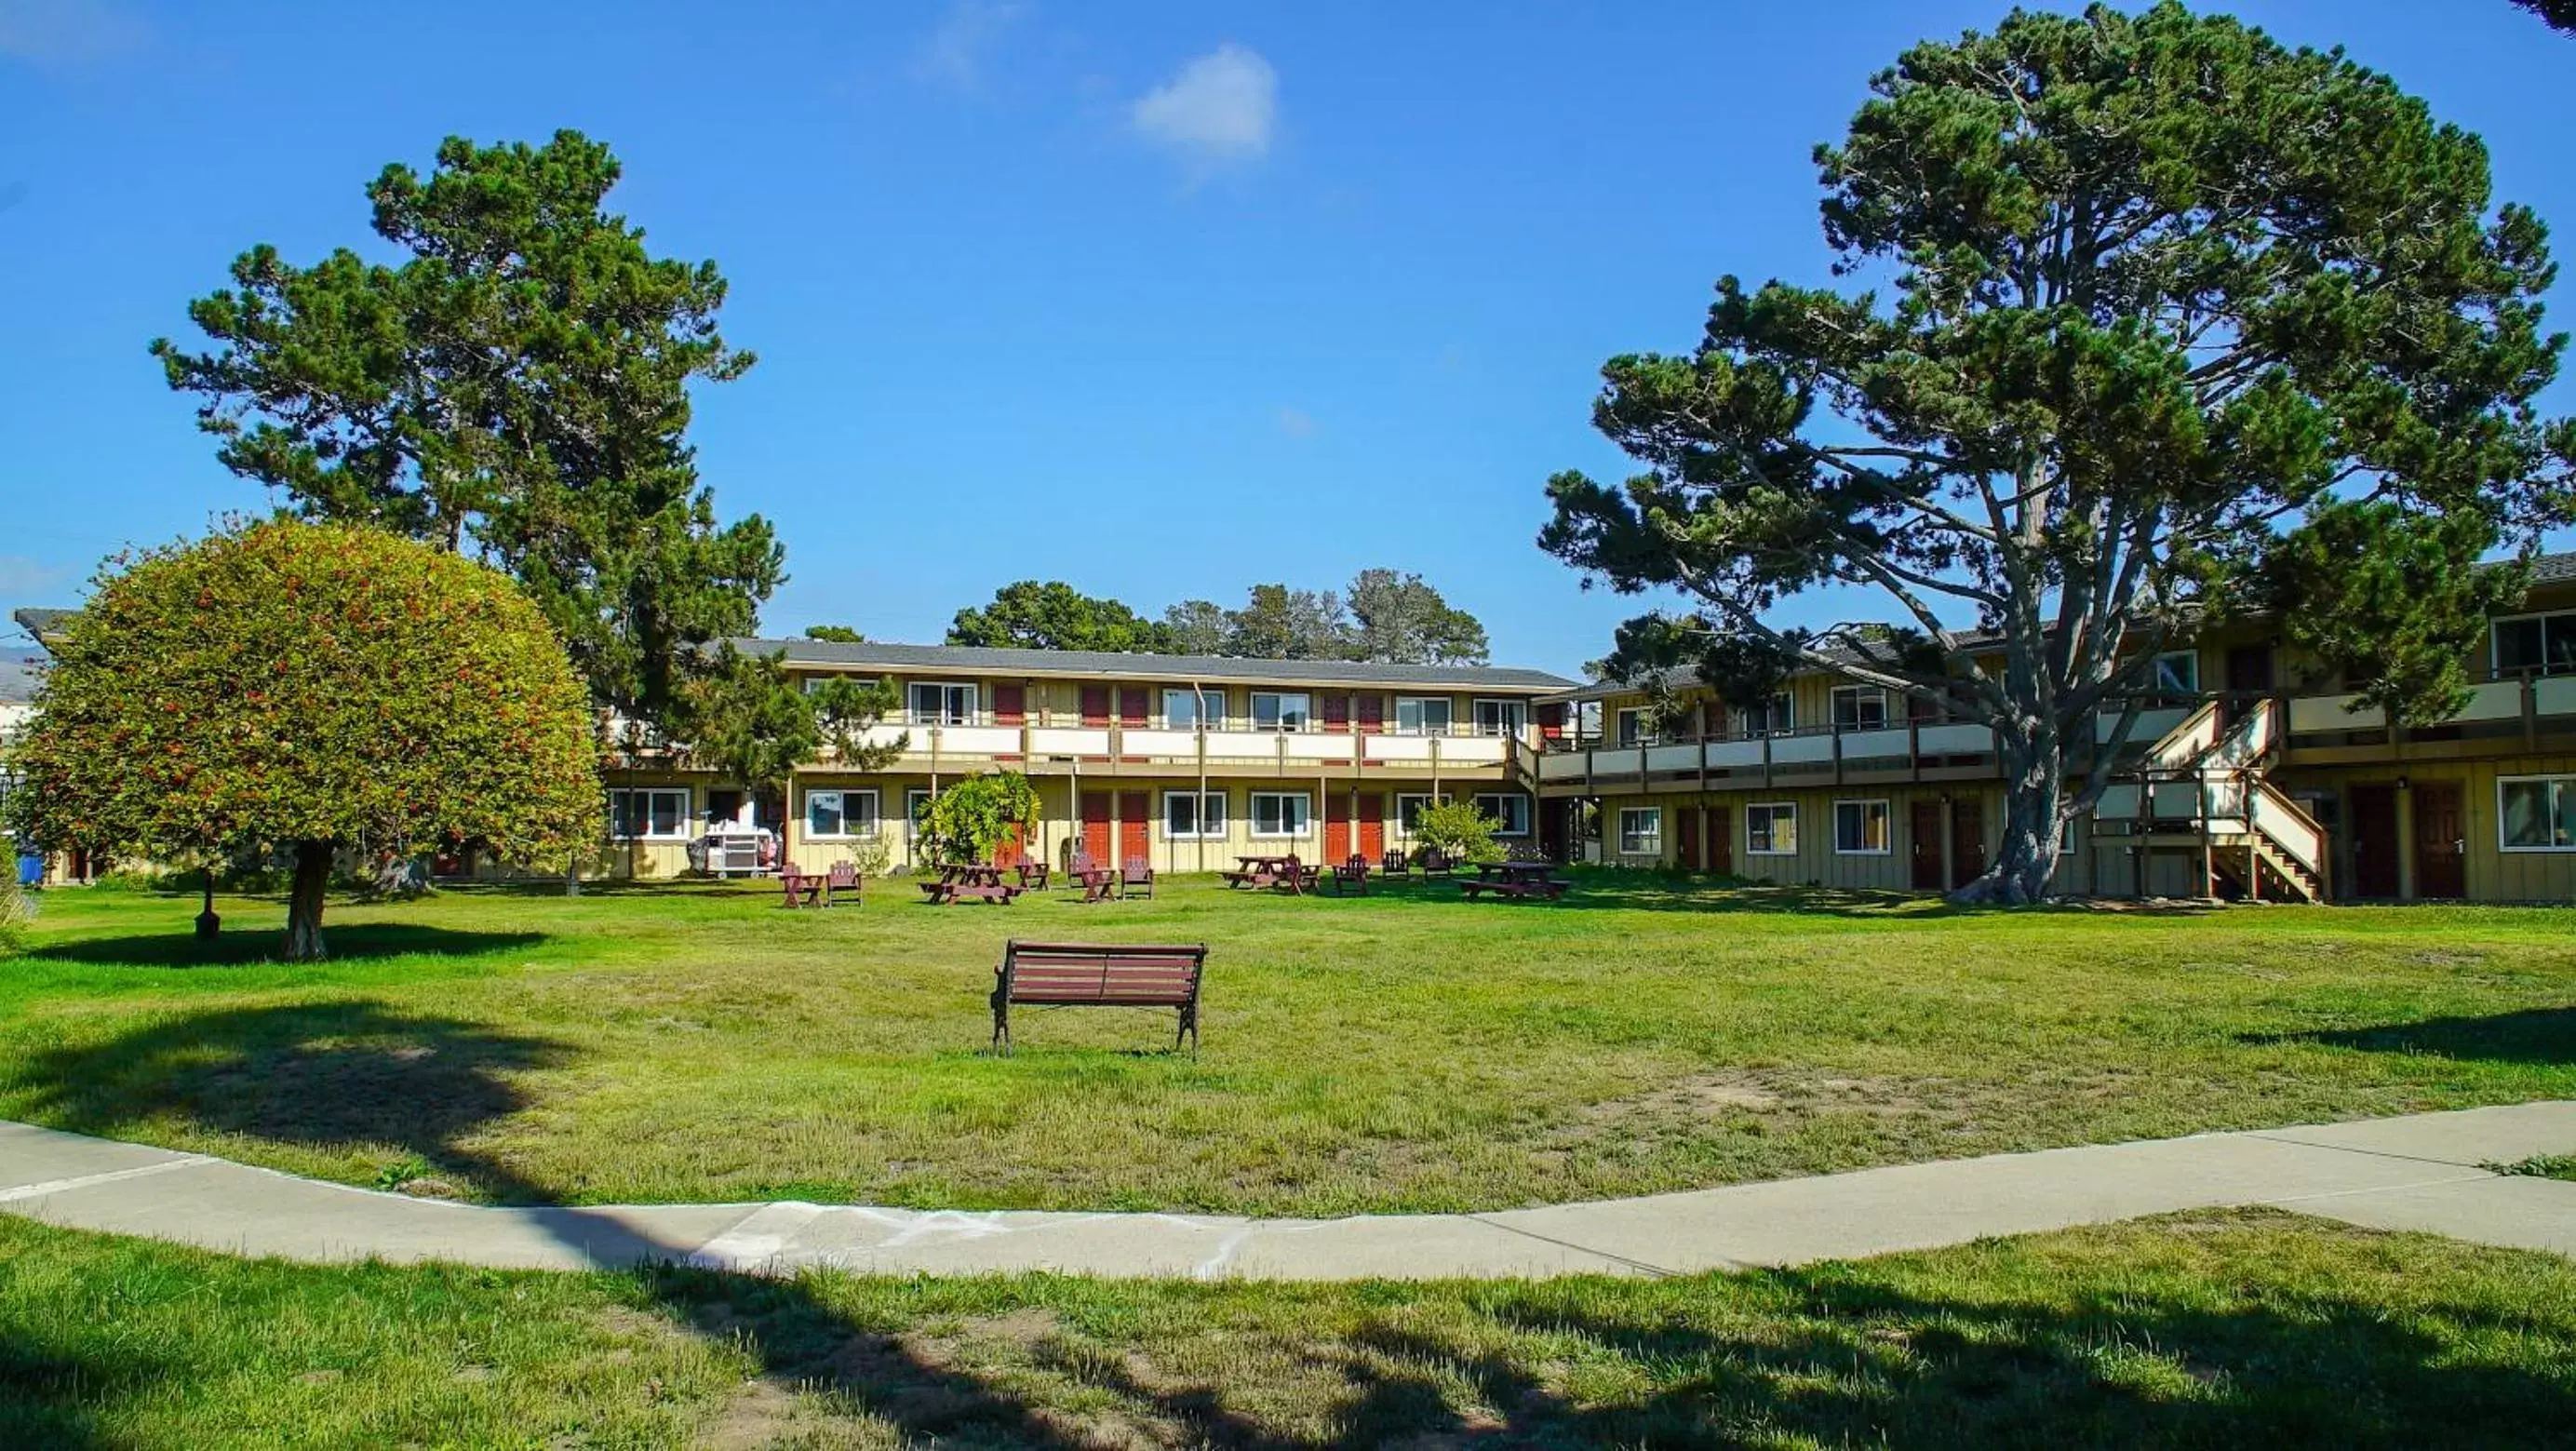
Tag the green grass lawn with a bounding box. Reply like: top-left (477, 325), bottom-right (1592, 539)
top-left (6, 1210), bottom-right (2570, 1448)
top-left (2, 873), bottom-right (2571, 1214)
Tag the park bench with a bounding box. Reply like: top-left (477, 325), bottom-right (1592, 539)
top-left (989, 939), bottom-right (1209, 1054)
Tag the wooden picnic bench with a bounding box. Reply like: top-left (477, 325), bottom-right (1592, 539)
top-left (779, 867), bottom-right (825, 908)
top-left (921, 864), bottom-right (1021, 906)
top-left (1221, 853), bottom-right (1294, 890)
top-left (1016, 861), bottom-right (1052, 892)
top-left (1457, 860), bottom-right (1568, 902)
top-left (989, 939), bottom-right (1209, 1054)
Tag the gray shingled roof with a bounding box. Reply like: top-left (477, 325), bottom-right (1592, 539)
top-left (738, 637), bottom-right (1578, 692)
top-left (11, 608), bottom-right (74, 645)
top-left (0, 658), bottom-right (42, 705)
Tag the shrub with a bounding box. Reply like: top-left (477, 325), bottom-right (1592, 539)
top-left (0, 882), bottom-right (31, 954)
top-left (1413, 799), bottom-right (1506, 865)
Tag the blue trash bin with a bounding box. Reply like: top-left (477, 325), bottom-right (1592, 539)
top-left (15, 853), bottom-right (40, 889)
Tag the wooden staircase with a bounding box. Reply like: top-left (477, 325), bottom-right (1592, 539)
top-left (2091, 700), bottom-right (2329, 903)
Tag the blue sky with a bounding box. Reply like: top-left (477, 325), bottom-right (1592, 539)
top-left (4, 1), bottom-right (2571, 676)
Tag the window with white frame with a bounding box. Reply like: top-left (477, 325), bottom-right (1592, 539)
top-left (1617, 806), bottom-right (1663, 855)
top-left (2151, 651), bottom-right (2199, 699)
top-left (2499, 775), bottom-right (2576, 851)
top-left (2493, 612), bottom-right (2576, 677)
top-left (907, 681), bottom-right (975, 725)
top-left (804, 788), bottom-right (879, 840)
top-left (803, 672), bottom-right (887, 695)
top-left (1831, 686), bottom-right (1887, 732)
top-left (608, 787), bottom-right (691, 840)
top-left (1832, 799), bottom-right (1891, 854)
top-left (1475, 792), bottom-right (1532, 837)
top-left (1394, 696), bottom-right (1454, 735)
top-left (1739, 692), bottom-right (1794, 736)
top-left (1163, 789), bottom-right (1228, 839)
top-left (1615, 706), bottom-right (1655, 746)
top-left (1163, 688), bottom-right (1222, 728)
top-left (1395, 793), bottom-right (1437, 837)
top-left (1746, 801), bottom-right (1798, 855)
top-left (905, 788), bottom-right (932, 833)
top-left (1471, 698), bottom-right (1528, 737)
top-left (1250, 692), bottom-right (1311, 732)
top-left (1249, 791), bottom-right (1311, 838)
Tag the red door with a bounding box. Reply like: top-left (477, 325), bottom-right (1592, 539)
top-left (1118, 689), bottom-right (1149, 727)
top-left (1705, 805), bottom-right (1730, 876)
top-left (993, 684), bottom-right (1026, 725)
top-left (1322, 694), bottom-right (1351, 733)
top-left (1674, 806), bottom-right (1703, 871)
top-left (1356, 794), bottom-right (1385, 861)
top-left (1118, 790), bottom-right (1150, 865)
top-left (1325, 793), bottom-right (1353, 861)
top-left (1080, 687), bottom-right (1110, 727)
top-left (1080, 791), bottom-right (1112, 865)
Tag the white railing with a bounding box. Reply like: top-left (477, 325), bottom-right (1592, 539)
top-left (2249, 782), bottom-right (2324, 872)
top-left (1438, 735), bottom-right (1508, 764)
top-left (1364, 733), bottom-right (1437, 763)
top-left (1027, 726), bottom-right (1111, 756)
top-left (2101, 705), bottom-right (2191, 748)
top-left (1918, 722), bottom-right (1995, 755)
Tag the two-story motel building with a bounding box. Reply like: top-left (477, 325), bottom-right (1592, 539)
top-left (1533, 553), bottom-right (2576, 904)
top-left (590, 638), bottom-right (1580, 879)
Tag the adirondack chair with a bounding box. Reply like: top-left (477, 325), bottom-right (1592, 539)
top-left (1420, 847), bottom-right (1456, 878)
top-left (825, 860), bottom-right (863, 907)
top-left (1120, 854), bottom-right (1156, 898)
top-left (1330, 854), bottom-right (1370, 895)
top-left (1378, 848), bottom-right (1412, 882)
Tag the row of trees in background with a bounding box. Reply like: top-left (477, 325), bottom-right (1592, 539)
top-left (946, 570), bottom-right (1492, 665)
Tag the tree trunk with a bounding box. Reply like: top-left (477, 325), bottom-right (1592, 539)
top-left (1951, 721), bottom-right (2067, 905)
top-left (285, 840), bottom-right (332, 961)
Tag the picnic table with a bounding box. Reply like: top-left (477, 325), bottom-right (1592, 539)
top-left (1221, 853), bottom-right (1300, 891)
top-left (779, 867), bottom-right (825, 908)
top-left (1457, 860), bottom-right (1568, 902)
top-left (921, 863), bottom-right (1021, 906)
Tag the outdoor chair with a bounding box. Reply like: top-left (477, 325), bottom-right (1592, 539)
top-left (825, 860), bottom-right (863, 907)
top-left (1121, 854), bottom-right (1156, 898)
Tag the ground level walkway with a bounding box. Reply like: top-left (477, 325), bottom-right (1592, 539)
top-left (5, 1104), bottom-right (2571, 1281)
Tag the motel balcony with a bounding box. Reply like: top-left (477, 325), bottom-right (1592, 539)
top-left (811, 717), bottom-right (1528, 781)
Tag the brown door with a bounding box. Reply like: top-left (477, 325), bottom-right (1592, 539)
top-left (1325, 793), bottom-right (1353, 862)
top-left (993, 684), bottom-right (1026, 726)
top-left (2222, 645), bottom-right (2274, 728)
top-left (1949, 800), bottom-right (1986, 889)
top-left (1910, 800), bottom-right (1945, 890)
top-left (2413, 782), bottom-right (2466, 899)
top-left (1356, 794), bottom-right (1385, 861)
top-left (2350, 785), bottom-right (2400, 898)
top-left (1080, 687), bottom-right (1110, 728)
top-left (1118, 689), bottom-right (1149, 727)
top-left (1117, 791), bottom-right (1150, 864)
top-left (1080, 792), bottom-right (1112, 864)
top-left (1674, 807), bottom-right (1703, 871)
top-left (1539, 798), bottom-right (1568, 860)
top-left (1705, 805), bottom-right (1730, 876)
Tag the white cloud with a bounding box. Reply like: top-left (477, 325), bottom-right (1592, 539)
top-left (1131, 43), bottom-right (1276, 168)
top-left (912, 0), bottom-right (1026, 91)
top-left (0, 0), bottom-right (148, 64)
top-left (0, 554), bottom-right (74, 597)
top-left (1275, 407), bottom-right (1316, 438)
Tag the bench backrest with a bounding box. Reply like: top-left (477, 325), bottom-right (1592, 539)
top-left (1121, 855), bottom-right (1152, 881)
top-left (1000, 940), bottom-right (1205, 1006)
top-left (828, 862), bottom-right (859, 890)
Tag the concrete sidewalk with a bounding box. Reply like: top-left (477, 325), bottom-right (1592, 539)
top-left (4, 1105), bottom-right (2570, 1281)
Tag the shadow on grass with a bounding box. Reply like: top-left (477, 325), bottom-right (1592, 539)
top-left (439, 877), bottom-right (758, 900)
top-left (26, 922), bottom-right (547, 969)
top-left (2244, 1007), bottom-right (2576, 1067)
top-left (4, 1001), bottom-right (570, 1202)
top-left (602, 1239), bottom-right (2573, 1447)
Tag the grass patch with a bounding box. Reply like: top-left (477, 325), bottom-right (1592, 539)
top-left (2489, 1154), bottom-right (2576, 1182)
top-left (1, 874), bottom-right (2572, 1213)
top-left (5, 1210), bottom-right (2571, 1447)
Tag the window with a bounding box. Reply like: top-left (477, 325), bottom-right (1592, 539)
top-left (1395, 793), bottom-right (1438, 836)
top-left (608, 787), bottom-right (690, 840)
top-left (907, 681), bottom-right (975, 725)
top-left (1250, 692), bottom-right (1312, 732)
top-left (1163, 790), bottom-right (1228, 839)
top-left (1394, 696), bottom-right (1454, 735)
top-left (2151, 651), bottom-right (2199, 699)
top-left (1250, 791), bottom-right (1311, 838)
top-left (906, 788), bottom-right (932, 832)
top-left (1475, 792), bottom-right (1532, 837)
top-left (2500, 775), bottom-right (2576, 852)
top-left (1746, 802), bottom-right (1798, 855)
top-left (1833, 799), bottom-right (1891, 854)
top-left (2493, 612), bottom-right (2576, 677)
top-left (803, 672), bottom-right (886, 695)
top-left (1471, 699), bottom-right (1528, 737)
top-left (1615, 706), bottom-right (1655, 746)
top-left (804, 788), bottom-right (879, 840)
top-left (1618, 807), bottom-right (1663, 855)
top-left (1831, 687), bottom-right (1887, 732)
top-left (1739, 692), bottom-right (1794, 736)
top-left (1163, 688), bottom-right (1222, 728)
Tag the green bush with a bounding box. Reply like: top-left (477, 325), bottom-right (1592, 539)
top-left (1412, 799), bottom-right (1505, 865)
top-left (0, 882), bottom-right (32, 954)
